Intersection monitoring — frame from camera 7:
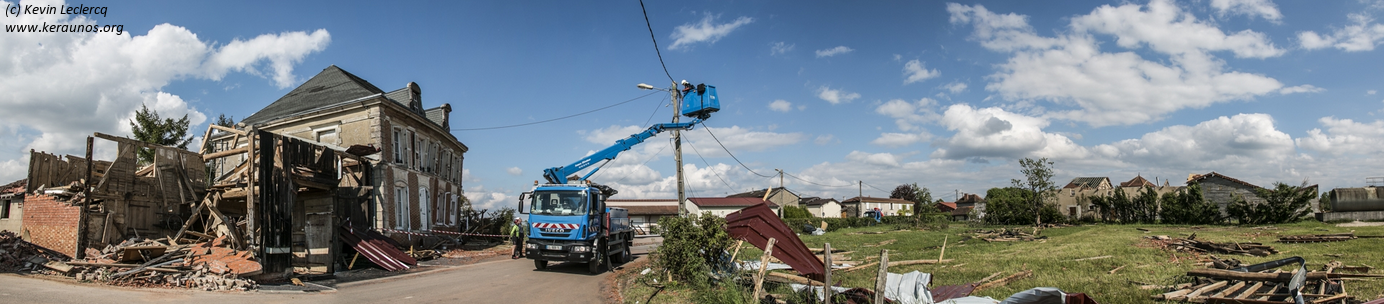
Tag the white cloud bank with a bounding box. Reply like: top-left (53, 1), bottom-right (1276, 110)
top-left (0, 0), bottom-right (329, 183)
top-left (815, 46), bottom-right (854, 57)
top-left (669, 14), bottom-right (753, 50)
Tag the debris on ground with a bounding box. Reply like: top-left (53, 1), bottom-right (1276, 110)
top-left (0, 230), bottom-right (71, 274)
top-left (972, 228), bottom-right (1048, 242)
top-left (65, 236), bottom-right (260, 290)
top-left (1151, 258), bottom-right (1379, 303)
top-left (1277, 232), bottom-right (1384, 243)
top-left (1146, 234), bottom-right (1278, 257)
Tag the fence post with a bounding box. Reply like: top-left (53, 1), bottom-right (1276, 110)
top-left (874, 249), bottom-right (889, 304)
top-left (753, 237), bottom-right (778, 301)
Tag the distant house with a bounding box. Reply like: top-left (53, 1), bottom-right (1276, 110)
top-left (1056, 177), bottom-right (1112, 218)
top-left (1188, 172), bottom-right (1265, 214)
top-left (728, 187), bottom-right (801, 209)
top-left (686, 197), bottom-right (779, 217)
top-left (840, 196), bottom-right (913, 217)
top-left (0, 179), bottom-right (25, 236)
top-left (799, 197), bottom-right (841, 218)
top-left (951, 206), bottom-right (975, 221)
top-left (606, 198), bottom-right (678, 232)
top-left (1120, 175), bottom-right (1156, 188)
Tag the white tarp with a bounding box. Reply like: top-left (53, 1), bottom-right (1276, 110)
top-left (999, 287), bottom-right (1066, 304)
top-left (885, 271), bottom-right (934, 304)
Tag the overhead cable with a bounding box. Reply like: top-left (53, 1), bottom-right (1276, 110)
top-left (700, 122), bottom-right (775, 178)
top-left (451, 91), bottom-right (658, 131)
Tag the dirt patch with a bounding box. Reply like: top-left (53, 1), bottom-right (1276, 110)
top-left (604, 257), bottom-right (652, 304)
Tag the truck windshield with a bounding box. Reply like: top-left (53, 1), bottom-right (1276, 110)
top-left (530, 190), bottom-right (588, 216)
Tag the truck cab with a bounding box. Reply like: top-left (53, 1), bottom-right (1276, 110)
top-left (520, 183), bottom-right (632, 274)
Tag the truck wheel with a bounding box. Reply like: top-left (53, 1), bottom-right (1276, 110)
top-left (616, 242), bottom-right (631, 264)
top-left (534, 260), bottom-right (548, 270)
top-left (588, 241), bottom-right (606, 274)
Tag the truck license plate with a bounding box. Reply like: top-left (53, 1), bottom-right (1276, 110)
top-left (546, 245), bottom-right (562, 250)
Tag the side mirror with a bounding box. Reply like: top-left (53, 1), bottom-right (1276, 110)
top-left (517, 192), bottom-right (532, 214)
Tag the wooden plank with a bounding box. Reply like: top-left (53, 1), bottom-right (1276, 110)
top-left (753, 237), bottom-right (778, 301)
top-left (824, 243), bottom-right (833, 303)
top-left (203, 146), bottom-right (249, 161)
top-left (1237, 282), bottom-right (1265, 299)
top-left (1213, 281), bottom-right (1247, 298)
top-left (975, 270), bottom-right (1033, 293)
top-left (93, 132), bottom-right (201, 158)
top-left (1184, 280), bottom-right (1228, 301)
top-left (874, 249), bottom-right (889, 304)
top-left (209, 124), bottom-right (246, 136)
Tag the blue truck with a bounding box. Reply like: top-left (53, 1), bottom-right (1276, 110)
top-left (519, 82), bottom-right (719, 274)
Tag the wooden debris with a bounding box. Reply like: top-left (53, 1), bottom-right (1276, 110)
top-left (1108, 265), bottom-right (1126, 274)
top-left (1279, 232), bottom-right (1356, 243)
top-left (1154, 260), bottom-right (1374, 303)
top-left (972, 228), bottom-right (1047, 242)
top-left (1147, 235), bottom-right (1278, 257)
top-left (1074, 255), bottom-right (1113, 261)
top-left (973, 270), bottom-right (1032, 292)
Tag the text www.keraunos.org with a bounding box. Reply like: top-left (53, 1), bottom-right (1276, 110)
top-left (5, 4), bottom-right (124, 35)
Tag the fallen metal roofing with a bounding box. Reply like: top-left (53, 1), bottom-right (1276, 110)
top-left (338, 225), bottom-right (417, 271)
top-left (724, 203), bottom-right (825, 281)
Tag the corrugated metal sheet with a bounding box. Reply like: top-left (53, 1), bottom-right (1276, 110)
top-left (338, 225), bottom-right (416, 271)
top-left (724, 203), bottom-right (825, 281)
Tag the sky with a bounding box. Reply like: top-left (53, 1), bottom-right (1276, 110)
top-left (1, 0), bottom-right (1383, 211)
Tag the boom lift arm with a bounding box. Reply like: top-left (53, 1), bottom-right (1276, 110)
top-left (542, 118), bottom-right (702, 184)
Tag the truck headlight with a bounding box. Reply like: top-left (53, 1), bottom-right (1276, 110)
top-left (526, 243), bottom-right (540, 250)
top-left (571, 246), bottom-right (589, 253)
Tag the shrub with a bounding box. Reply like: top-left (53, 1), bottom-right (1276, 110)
top-left (1227, 182), bottom-right (1315, 225)
top-left (651, 212), bottom-right (734, 287)
top-left (1158, 183), bottom-right (1222, 224)
top-left (782, 205), bottom-right (813, 219)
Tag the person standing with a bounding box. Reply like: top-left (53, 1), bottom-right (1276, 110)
top-left (510, 217), bottom-right (526, 259)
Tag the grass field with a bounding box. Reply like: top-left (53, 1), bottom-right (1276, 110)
top-left (619, 221), bottom-right (1384, 303)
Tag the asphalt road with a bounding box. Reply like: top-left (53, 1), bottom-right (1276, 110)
top-left (0, 236), bottom-right (662, 304)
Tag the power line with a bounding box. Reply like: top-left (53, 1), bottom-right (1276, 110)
top-left (701, 122), bottom-right (774, 178)
top-left (451, 91), bottom-right (658, 131)
top-left (683, 138), bottom-right (736, 194)
top-left (641, 94), bottom-right (669, 128)
top-left (783, 171), bottom-right (854, 188)
top-left (862, 181), bottom-right (891, 195)
top-left (639, 0), bottom-right (675, 85)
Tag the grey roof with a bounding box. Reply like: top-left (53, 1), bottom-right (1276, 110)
top-left (799, 197), bottom-right (837, 206)
top-left (728, 187), bottom-right (797, 199)
top-left (384, 87), bottom-right (423, 115)
top-left (1063, 177), bottom-right (1109, 189)
top-left (242, 65), bottom-right (384, 124)
top-left (424, 107), bottom-right (447, 129)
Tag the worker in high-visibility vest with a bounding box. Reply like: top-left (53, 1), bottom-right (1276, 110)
top-left (509, 217), bottom-right (525, 259)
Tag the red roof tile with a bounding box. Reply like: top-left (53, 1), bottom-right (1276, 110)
top-left (688, 197), bottom-right (779, 208)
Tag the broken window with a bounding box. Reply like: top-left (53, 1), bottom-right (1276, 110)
top-left (1, 199), bottom-right (9, 219)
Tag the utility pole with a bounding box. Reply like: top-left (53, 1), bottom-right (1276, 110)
top-left (673, 84), bottom-right (687, 217)
top-left (776, 169), bottom-right (783, 189)
top-left (858, 180), bottom-right (863, 217)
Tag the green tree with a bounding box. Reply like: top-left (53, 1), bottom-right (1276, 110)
top-left (891, 183), bottom-right (934, 219)
top-left (1158, 183), bottom-right (1221, 224)
top-left (1319, 191), bottom-right (1333, 212)
top-left (1227, 182), bottom-right (1316, 224)
top-left (1011, 158), bottom-right (1057, 226)
top-left (983, 187), bottom-right (1062, 225)
top-left (652, 212), bottom-right (733, 288)
top-left (129, 104), bottom-right (193, 165)
top-left (214, 114), bottom-right (235, 128)
top-left (1132, 186), bottom-right (1160, 223)
top-left (782, 205), bottom-right (813, 219)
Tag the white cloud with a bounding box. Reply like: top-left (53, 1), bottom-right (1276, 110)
top-left (814, 134), bottom-right (836, 145)
top-left (816, 86), bottom-right (861, 105)
top-left (948, 0), bottom-right (1293, 127)
top-left (902, 59), bottom-right (941, 84)
top-left (0, 4), bottom-right (329, 183)
top-left (1278, 85), bottom-right (1324, 94)
top-left (769, 100), bottom-right (793, 112)
top-left (1209, 0), bottom-right (1283, 21)
top-left (1299, 13), bottom-right (1384, 52)
top-left (1097, 113), bottom-right (1294, 168)
top-left (846, 151), bottom-right (902, 167)
top-left (1369, 90), bottom-right (1378, 95)
top-left (815, 46), bottom-right (854, 57)
top-left (875, 98), bottom-right (941, 131)
top-left (463, 185), bottom-right (513, 211)
top-left (870, 132), bottom-right (933, 148)
top-left (893, 54), bottom-right (903, 61)
top-left (770, 42), bottom-right (794, 55)
top-left (580, 125), bottom-right (646, 144)
top-left (931, 104), bottom-right (1089, 160)
top-left (942, 82), bottom-right (968, 94)
top-left (507, 167), bottom-right (523, 176)
top-left (668, 14), bottom-right (754, 50)
top-left (1295, 117), bottom-right (1384, 156)
top-left (683, 126), bottom-right (805, 157)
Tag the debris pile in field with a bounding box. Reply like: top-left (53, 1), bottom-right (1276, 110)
top-left (0, 230), bottom-right (71, 274)
top-left (1146, 234), bottom-right (1277, 257)
top-left (972, 228), bottom-right (1048, 242)
top-left (66, 236), bottom-right (259, 290)
top-left (1152, 261), bottom-right (1382, 303)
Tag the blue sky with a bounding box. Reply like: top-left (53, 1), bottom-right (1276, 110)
top-left (2, 0), bottom-right (1382, 210)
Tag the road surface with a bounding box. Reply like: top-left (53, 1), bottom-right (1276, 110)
top-left (0, 237), bottom-right (661, 304)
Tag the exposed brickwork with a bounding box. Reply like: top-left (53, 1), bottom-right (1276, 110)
top-left (20, 194), bottom-right (80, 257)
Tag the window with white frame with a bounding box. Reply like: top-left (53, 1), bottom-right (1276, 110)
top-left (420, 137), bottom-right (430, 173)
top-left (436, 191), bottom-right (449, 225)
top-left (394, 186), bottom-right (410, 230)
top-left (409, 130), bottom-right (418, 169)
top-left (419, 186), bottom-right (431, 230)
top-left (315, 127), bottom-right (338, 145)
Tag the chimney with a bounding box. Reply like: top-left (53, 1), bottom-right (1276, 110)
top-left (441, 103), bottom-right (452, 129)
top-left (407, 82), bottom-right (422, 112)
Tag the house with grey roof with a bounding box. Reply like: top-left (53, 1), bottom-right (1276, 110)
top-left (215, 65), bottom-right (468, 245)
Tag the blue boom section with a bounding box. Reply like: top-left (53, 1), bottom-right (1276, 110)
top-left (541, 118), bottom-right (703, 184)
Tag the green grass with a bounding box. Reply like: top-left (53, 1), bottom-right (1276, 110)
top-left (621, 221), bottom-right (1384, 303)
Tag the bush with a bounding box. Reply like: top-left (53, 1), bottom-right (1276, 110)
top-left (782, 217), bottom-right (877, 232)
top-left (782, 205), bottom-right (813, 219)
top-left (983, 187), bottom-right (1065, 225)
top-left (1158, 183), bottom-right (1222, 224)
top-left (1227, 182), bottom-right (1315, 225)
top-left (652, 212), bottom-right (734, 288)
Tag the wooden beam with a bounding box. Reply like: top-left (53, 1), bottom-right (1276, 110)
top-left (203, 146), bottom-right (249, 161)
top-left (753, 237), bottom-right (778, 301)
top-left (209, 124), bottom-right (246, 136)
top-left (93, 132), bottom-right (201, 158)
top-left (874, 249), bottom-right (889, 304)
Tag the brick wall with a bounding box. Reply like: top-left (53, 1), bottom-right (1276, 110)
top-left (21, 194), bottom-right (80, 257)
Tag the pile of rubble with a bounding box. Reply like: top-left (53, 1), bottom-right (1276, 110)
top-left (1146, 234), bottom-right (1277, 257)
top-left (0, 230), bottom-right (71, 274)
top-left (972, 228), bottom-right (1048, 242)
top-left (62, 236), bottom-right (259, 291)
top-left (1151, 258), bottom-right (1382, 303)
top-left (1276, 232), bottom-right (1384, 243)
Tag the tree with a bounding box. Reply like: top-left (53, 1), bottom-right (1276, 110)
top-left (782, 205), bottom-right (813, 219)
top-left (1158, 183), bottom-right (1221, 224)
top-left (214, 114), bottom-right (235, 128)
top-left (890, 183), bottom-right (933, 218)
top-left (129, 104), bottom-right (193, 165)
top-left (1132, 186), bottom-right (1160, 223)
top-left (984, 187), bottom-right (1063, 225)
top-left (1011, 158), bottom-right (1056, 226)
top-left (1227, 182), bottom-right (1315, 225)
top-left (1319, 191), bottom-right (1333, 212)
